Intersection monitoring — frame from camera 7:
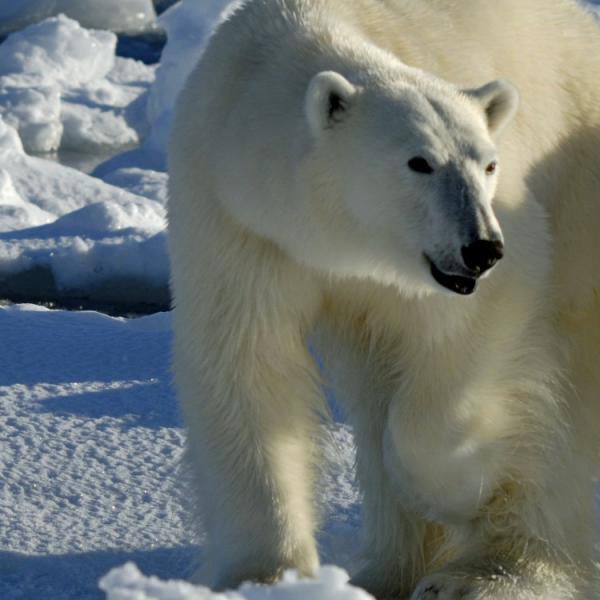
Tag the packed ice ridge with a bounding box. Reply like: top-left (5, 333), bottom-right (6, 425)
top-left (0, 1), bottom-right (237, 307)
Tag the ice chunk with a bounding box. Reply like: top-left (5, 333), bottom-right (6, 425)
top-left (0, 0), bottom-right (157, 35)
top-left (0, 168), bottom-right (54, 230)
top-left (0, 111), bottom-right (24, 154)
top-left (60, 102), bottom-right (138, 152)
top-left (0, 85), bottom-right (62, 152)
top-left (0, 16), bottom-right (154, 154)
top-left (3, 144), bottom-right (158, 219)
top-left (0, 15), bottom-right (116, 85)
top-left (0, 114), bottom-right (156, 221)
top-left (96, 0), bottom-right (242, 174)
top-left (39, 199), bottom-right (164, 237)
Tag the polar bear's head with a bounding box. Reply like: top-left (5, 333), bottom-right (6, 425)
top-left (302, 70), bottom-right (519, 297)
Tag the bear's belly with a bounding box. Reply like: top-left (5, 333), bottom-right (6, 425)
top-left (382, 417), bottom-right (509, 525)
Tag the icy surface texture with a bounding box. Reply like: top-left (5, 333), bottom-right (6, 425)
top-left (0, 304), bottom-right (360, 599)
top-left (103, 0), bottom-right (240, 172)
top-left (0, 0), bottom-right (157, 35)
top-left (0, 305), bottom-right (191, 599)
top-left (0, 15), bottom-right (154, 154)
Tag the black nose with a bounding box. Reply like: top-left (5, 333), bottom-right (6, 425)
top-left (461, 239), bottom-right (504, 275)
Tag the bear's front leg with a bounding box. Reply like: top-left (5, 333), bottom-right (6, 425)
top-left (171, 227), bottom-right (325, 590)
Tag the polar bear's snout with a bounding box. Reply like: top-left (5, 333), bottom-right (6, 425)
top-left (461, 238), bottom-right (504, 275)
top-left (424, 171), bottom-right (505, 294)
top-left (427, 234), bottom-right (504, 296)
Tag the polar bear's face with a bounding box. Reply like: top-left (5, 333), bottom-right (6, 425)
top-left (304, 71), bottom-right (519, 297)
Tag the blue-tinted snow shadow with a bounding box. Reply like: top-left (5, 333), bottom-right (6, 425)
top-left (318, 515), bottom-right (363, 576)
top-left (0, 545), bottom-right (198, 600)
top-left (0, 517), bottom-right (363, 600)
top-left (0, 308), bottom-right (172, 387)
top-left (1, 305), bottom-right (181, 428)
top-left (33, 380), bottom-right (182, 429)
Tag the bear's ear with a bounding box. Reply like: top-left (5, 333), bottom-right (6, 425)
top-left (305, 71), bottom-right (357, 136)
top-left (466, 79), bottom-right (519, 138)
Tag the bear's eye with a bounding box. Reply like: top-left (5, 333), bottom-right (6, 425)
top-left (485, 161), bottom-right (498, 175)
top-left (408, 157), bottom-right (434, 174)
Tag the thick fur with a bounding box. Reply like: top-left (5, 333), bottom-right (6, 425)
top-left (167, 0), bottom-right (600, 598)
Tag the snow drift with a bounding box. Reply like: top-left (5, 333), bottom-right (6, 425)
top-left (100, 563), bottom-right (373, 600)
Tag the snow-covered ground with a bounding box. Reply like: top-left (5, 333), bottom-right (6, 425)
top-left (0, 1), bottom-right (599, 599)
top-left (0, 305), bottom-right (190, 599)
top-left (0, 304), bottom-right (361, 600)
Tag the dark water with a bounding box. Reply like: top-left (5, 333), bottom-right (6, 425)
top-left (114, 0), bottom-right (180, 64)
top-left (116, 29), bottom-right (167, 64)
top-left (154, 0), bottom-right (181, 14)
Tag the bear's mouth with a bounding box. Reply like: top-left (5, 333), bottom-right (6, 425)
top-left (427, 258), bottom-right (477, 295)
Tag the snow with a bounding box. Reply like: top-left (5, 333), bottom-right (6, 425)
top-left (0, 116), bottom-right (168, 309)
top-left (90, 0), bottom-right (239, 173)
top-left (0, 118), bottom-right (161, 219)
top-left (0, 16), bottom-right (115, 84)
top-left (102, 168), bottom-right (169, 206)
top-left (0, 304), bottom-right (361, 600)
top-left (0, 0), bottom-right (157, 36)
top-left (144, 0), bottom-right (240, 165)
top-left (0, 168), bottom-right (54, 231)
top-left (0, 305), bottom-right (190, 599)
top-left (100, 563), bottom-right (372, 600)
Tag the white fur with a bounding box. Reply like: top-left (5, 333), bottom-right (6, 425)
top-left (168, 0), bottom-right (600, 598)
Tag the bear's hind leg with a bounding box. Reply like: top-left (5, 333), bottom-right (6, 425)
top-left (329, 330), bottom-right (432, 598)
top-left (410, 553), bottom-right (593, 600)
top-left (409, 478), bottom-right (598, 600)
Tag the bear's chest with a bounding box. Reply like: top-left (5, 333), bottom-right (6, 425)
top-left (382, 394), bottom-right (514, 525)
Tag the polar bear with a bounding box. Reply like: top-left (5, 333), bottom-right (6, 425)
top-left (167, 0), bottom-right (600, 598)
